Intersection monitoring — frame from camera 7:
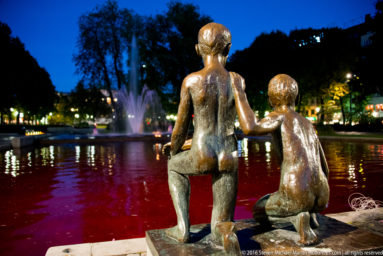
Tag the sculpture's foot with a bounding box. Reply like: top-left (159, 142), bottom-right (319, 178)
top-left (214, 222), bottom-right (241, 255)
top-left (292, 212), bottom-right (318, 246)
top-left (165, 225), bottom-right (189, 243)
top-left (310, 213), bottom-right (320, 229)
top-left (253, 207), bottom-right (272, 228)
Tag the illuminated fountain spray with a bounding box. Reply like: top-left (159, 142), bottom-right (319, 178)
top-left (118, 35), bottom-right (160, 133)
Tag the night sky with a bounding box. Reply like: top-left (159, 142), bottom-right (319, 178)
top-left (0, 0), bottom-right (377, 92)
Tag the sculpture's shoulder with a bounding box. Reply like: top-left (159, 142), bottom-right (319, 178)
top-left (183, 72), bottom-right (202, 89)
top-left (229, 71), bottom-right (245, 90)
top-left (282, 111), bottom-right (319, 143)
top-left (228, 71), bottom-right (244, 79)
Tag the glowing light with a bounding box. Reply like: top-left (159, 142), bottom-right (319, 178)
top-left (372, 111), bottom-right (379, 117)
top-left (265, 141), bottom-right (271, 153)
top-left (75, 114), bottom-right (80, 118)
top-left (75, 145), bottom-right (80, 163)
top-left (264, 111), bottom-right (270, 117)
top-left (346, 73), bottom-right (352, 79)
top-left (26, 131), bottom-right (44, 136)
top-left (235, 121), bottom-right (240, 128)
top-left (153, 131), bottom-right (162, 138)
top-left (315, 107), bottom-right (320, 113)
top-left (306, 117), bottom-right (317, 122)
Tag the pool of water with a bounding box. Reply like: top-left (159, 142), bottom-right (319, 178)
top-left (0, 139), bottom-right (382, 255)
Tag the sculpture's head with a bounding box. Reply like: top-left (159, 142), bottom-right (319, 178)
top-left (268, 74), bottom-right (298, 108)
top-left (196, 23), bottom-right (231, 58)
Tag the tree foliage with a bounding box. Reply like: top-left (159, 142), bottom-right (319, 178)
top-left (49, 82), bottom-right (111, 125)
top-left (228, 27), bottom-right (359, 120)
top-left (0, 21), bottom-right (56, 124)
top-left (74, 1), bottom-right (212, 113)
top-left (228, 31), bottom-right (292, 117)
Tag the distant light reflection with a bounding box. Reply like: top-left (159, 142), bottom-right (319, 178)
top-left (27, 152), bottom-right (32, 167)
top-left (348, 163), bottom-right (358, 187)
top-left (153, 143), bottom-right (162, 161)
top-left (49, 145), bottom-right (55, 166)
top-left (75, 145), bottom-right (80, 163)
top-left (265, 141), bottom-right (271, 164)
top-left (87, 145), bottom-right (95, 166)
top-left (4, 150), bottom-right (20, 177)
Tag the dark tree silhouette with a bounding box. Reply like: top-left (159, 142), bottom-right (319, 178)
top-left (0, 21), bottom-right (56, 124)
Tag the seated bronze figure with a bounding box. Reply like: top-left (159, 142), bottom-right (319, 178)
top-left (231, 73), bottom-right (330, 245)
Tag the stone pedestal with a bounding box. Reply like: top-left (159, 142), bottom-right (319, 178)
top-left (146, 214), bottom-right (383, 256)
top-left (11, 136), bottom-right (34, 148)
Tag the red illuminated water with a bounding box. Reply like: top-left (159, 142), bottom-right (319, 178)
top-left (0, 139), bottom-right (383, 255)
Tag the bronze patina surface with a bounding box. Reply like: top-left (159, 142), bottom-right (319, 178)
top-left (231, 73), bottom-right (330, 246)
top-left (162, 22), bottom-right (241, 254)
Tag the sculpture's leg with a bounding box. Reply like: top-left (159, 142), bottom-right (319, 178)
top-left (211, 171), bottom-right (238, 247)
top-left (166, 170), bottom-right (190, 243)
top-left (291, 212), bottom-right (318, 246)
top-left (310, 213), bottom-right (319, 229)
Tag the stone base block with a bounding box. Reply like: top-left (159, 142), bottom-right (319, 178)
top-left (146, 214), bottom-right (383, 256)
top-left (11, 136), bottom-right (34, 148)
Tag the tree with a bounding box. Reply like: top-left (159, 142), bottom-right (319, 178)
top-left (322, 82), bottom-right (349, 124)
top-left (228, 31), bottom-right (293, 117)
top-left (228, 27), bottom-right (357, 121)
top-left (0, 22), bottom-right (15, 123)
top-left (0, 21), bottom-right (56, 124)
top-left (70, 81), bottom-right (111, 122)
top-left (139, 2), bottom-right (212, 112)
top-left (74, 0), bottom-right (138, 111)
top-left (357, 0), bottom-right (383, 94)
top-left (74, 1), bottom-right (213, 114)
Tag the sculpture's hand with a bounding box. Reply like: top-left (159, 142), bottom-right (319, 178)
top-left (162, 139), bottom-right (192, 157)
top-left (181, 139), bottom-right (192, 151)
top-left (162, 142), bottom-right (171, 156)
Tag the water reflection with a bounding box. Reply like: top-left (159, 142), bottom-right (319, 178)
top-left (4, 150), bottom-right (19, 177)
top-left (153, 143), bottom-right (162, 161)
top-left (87, 145), bottom-right (95, 167)
top-left (0, 140), bottom-right (382, 255)
top-left (265, 141), bottom-right (271, 165)
top-left (75, 145), bottom-right (80, 163)
top-left (237, 138), bottom-right (249, 166)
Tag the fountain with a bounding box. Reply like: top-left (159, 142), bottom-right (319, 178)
top-left (118, 35), bottom-right (161, 134)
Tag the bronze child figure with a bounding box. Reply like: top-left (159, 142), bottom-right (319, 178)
top-left (231, 73), bottom-right (330, 245)
top-left (163, 23), bottom-right (241, 253)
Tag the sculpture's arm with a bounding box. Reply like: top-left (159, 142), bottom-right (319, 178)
top-left (230, 72), bottom-right (282, 135)
top-left (170, 78), bottom-right (192, 155)
top-left (319, 142), bottom-right (329, 179)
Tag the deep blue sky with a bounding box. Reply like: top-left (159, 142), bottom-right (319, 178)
top-left (0, 0), bottom-right (377, 92)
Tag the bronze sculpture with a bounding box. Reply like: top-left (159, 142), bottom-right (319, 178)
top-left (163, 22), bottom-right (240, 253)
top-left (231, 73), bottom-right (330, 245)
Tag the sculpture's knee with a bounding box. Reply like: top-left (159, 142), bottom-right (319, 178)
top-left (253, 194), bottom-right (271, 224)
